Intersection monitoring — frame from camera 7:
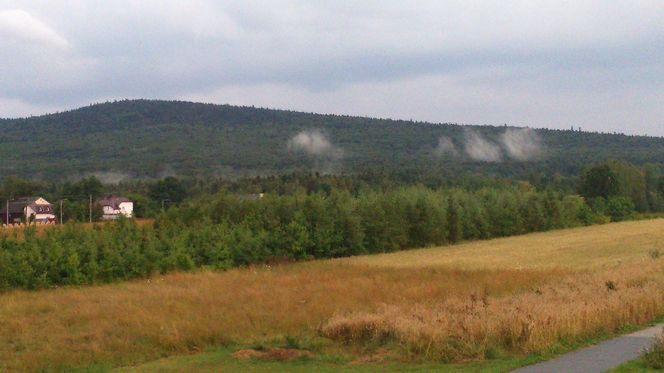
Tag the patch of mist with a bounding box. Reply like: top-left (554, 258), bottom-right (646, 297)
top-left (433, 136), bottom-right (458, 157)
top-left (500, 128), bottom-right (543, 161)
top-left (157, 164), bottom-right (178, 178)
top-left (89, 171), bottom-right (131, 184)
top-left (288, 129), bottom-right (343, 160)
top-left (463, 130), bottom-right (502, 162)
top-left (287, 129), bottom-right (344, 174)
top-left (287, 129), bottom-right (343, 159)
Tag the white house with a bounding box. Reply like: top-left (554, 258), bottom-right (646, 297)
top-left (1, 196), bottom-right (57, 224)
top-left (98, 196), bottom-right (134, 220)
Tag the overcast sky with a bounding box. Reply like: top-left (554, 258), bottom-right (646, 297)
top-left (1, 1), bottom-right (664, 135)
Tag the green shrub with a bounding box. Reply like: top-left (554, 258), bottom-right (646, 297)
top-left (643, 332), bottom-right (664, 369)
top-left (606, 196), bottom-right (636, 222)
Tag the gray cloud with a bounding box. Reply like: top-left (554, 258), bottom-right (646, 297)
top-left (1, 1), bottom-right (664, 136)
top-left (0, 9), bottom-right (69, 48)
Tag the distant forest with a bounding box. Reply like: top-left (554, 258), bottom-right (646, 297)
top-left (1, 99), bottom-right (664, 181)
top-left (3, 159), bottom-right (664, 290)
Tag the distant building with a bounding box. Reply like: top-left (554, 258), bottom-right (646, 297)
top-left (0, 196), bottom-right (56, 224)
top-left (98, 196), bottom-right (134, 220)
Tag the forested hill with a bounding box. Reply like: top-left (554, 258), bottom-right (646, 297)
top-left (1, 99), bottom-right (663, 180)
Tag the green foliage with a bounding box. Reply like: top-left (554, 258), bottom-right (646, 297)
top-left (124, 193), bottom-right (158, 218)
top-left (579, 164), bottom-right (620, 199)
top-left (445, 194), bottom-right (462, 243)
top-left (67, 177), bottom-right (104, 200)
top-left (605, 196), bottom-right (636, 222)
top-left (579, 161), bottom-right (651, 212)
top-left (149, 177), bottom-right (187, 205)
top-left (0, 185), bottom-right (595, 291)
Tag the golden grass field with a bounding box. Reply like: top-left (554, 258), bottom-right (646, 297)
top-left (1, 219), bottom-right (664, 372)
top-left (341, 219), bottom-right (664, 270)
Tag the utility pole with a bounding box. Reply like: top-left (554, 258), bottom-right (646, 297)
top-left (5, 200), bottom-right (8, 226)
top-left (60, 199), bottom-right (64, 225)
top-left (89, 194), bottom-right (92, 224)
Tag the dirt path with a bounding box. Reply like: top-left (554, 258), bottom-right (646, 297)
top-left (512, 324), bottom-right (664, 373)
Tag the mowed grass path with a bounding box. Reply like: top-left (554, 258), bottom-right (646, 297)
top-left (1, 220), bottom-right (664, 372)
top-left (342, 219), bottom-right (664, 270)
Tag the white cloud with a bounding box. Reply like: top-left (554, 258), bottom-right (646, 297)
top-left (0, 9), bottom-right (69, 49)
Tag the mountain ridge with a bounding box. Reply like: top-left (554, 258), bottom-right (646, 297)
top-left (1, 99), bottom-right (663, 180)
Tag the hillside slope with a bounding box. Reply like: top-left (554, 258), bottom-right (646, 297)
top-left (1, 99), bottom-right (663, 179)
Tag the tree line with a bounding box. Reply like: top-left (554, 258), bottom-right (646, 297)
top-left (2, 159), bottom-right (663, 224)
top-left (1, 159), bottom-right (664, 290)
top-left (0, 185), bottom-right (597, 290)
top-left (579, 160), bottom-right (664, 220)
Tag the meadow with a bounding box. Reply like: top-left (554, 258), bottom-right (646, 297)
top-left (342, 219), bottom-right (664, 269)
top-left (1, 219), bottom-right (664, 372)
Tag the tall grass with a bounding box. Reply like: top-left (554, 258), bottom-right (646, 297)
top-left (0, 264), bottom-right (556, 372)
top-left (3, 260), bottom-right (664, 372)
top-left (321, 261), bottom-right (664, 361)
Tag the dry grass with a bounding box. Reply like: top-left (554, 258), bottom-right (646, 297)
top-left (0, 223), bottom-right (57, 239)
top-left (0, 219), bottom-right (153, 240)
top-left (341, 219), bottom-right (664, 270)
top-left (322, 261), bottom-right (664, 361)
top-left (0, 264), bottom-right (556, 372)
top-left (1, 220), bottom-right (664, 372)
